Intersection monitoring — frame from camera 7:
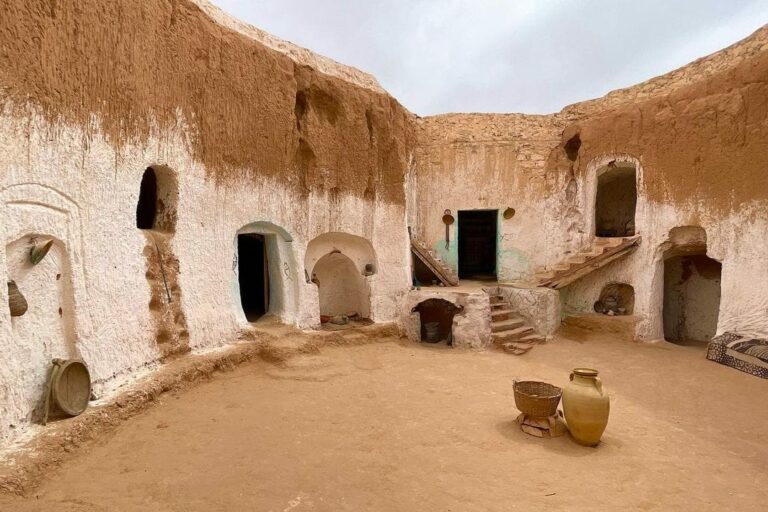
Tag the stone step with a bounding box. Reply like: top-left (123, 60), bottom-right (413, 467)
top-left (490, 309), bottom-right (522, 322)
top-left (498, 342), bottom-right (534, 355)
top-left (552, 263), bottom-right (572, 272)
top-left (489, 295), bottom-right (506, 304)
top-left (518, 333), bottom-right (545, 344)
top-left (604, 237), bottom-right (625, 247)
top-left (566, 255), bottom-right (588, 264)
top-left (490, 318), bottom-right (528, 333)
top-left (492, 325), bottom-right (535, 340)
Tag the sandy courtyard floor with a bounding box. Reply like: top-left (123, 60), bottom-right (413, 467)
top-left (2, 328), bottom-right (767, 511)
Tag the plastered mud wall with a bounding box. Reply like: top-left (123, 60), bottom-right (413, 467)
top-left (0, 0), bottom-right (766, 449)
top-left (412, 26), bottom-right (768, 343)
top-left (0, 0), bottom-right (413, 445)
top-left (0, 0), bottom-right (413, 203)
top-left (411, 114), bottom-right (568, 282)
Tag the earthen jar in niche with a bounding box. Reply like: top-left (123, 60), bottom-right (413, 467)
top-left (562, 368), bottom-right (610, 446)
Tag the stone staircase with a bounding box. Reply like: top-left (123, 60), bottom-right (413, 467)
top-left (489, 293), bottom-right (544, 355)
top-left (411, 238), bottom-right (459, 286)
top-left (532, 235), bottom-right (641, 289)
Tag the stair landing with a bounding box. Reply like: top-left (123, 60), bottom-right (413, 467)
top-left (532, 236), bottom-right (641, 289)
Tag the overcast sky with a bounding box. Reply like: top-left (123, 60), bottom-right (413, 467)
top-left (211, 0), bottom-right (768, 116)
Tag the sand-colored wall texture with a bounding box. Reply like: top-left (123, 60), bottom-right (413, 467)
top-left (0, 1), bottom-right (767, 446)
top-left (0, 0), bottom-right (413, 445)
top-left (411, 26), bottom-right (768, 344)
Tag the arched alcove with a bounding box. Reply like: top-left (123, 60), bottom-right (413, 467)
top-left (6, 235), bottom-right (78, 418)
top-left (412, 298), bottom-right (462, 343)
top-left (595, 162), bottom-right (637, 237)
top-left (136, 165), bottom-right (179, 232)
top-left (595, 283), bottom-right (635, 315)
top-left (305, 232), bottom-right (376, 322)
top-left (304, 232), bottom-right (377, 279)
top-left (660, 227), bottom-right (722, 345)
top-left (313, 252), bottom-right (370, 319)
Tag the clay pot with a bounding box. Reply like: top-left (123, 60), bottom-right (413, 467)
top-left (7, 281), bottom-right (28, 317)
top-left (562, 368), bottom-right (610, 446)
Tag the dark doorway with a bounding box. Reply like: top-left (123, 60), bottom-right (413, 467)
top-left (238, 234), bottom-right (270, 321)
top-left (595, 165), bottom-right (637, 237)
top-left (136, 167), bottom-right (158, 229)
top-left (663, 254), bottom-right (721, 345)
top-left (458, 210), bottom-right (497, 280)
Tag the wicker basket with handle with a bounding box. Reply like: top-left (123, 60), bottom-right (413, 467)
top-left (513, 380), bottom-right (562, 418)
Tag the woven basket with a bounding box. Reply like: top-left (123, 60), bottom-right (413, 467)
top-left (51, 359), bottom-right (91, 416)
top-left (513, 380), bottom-right (562, 418)
top-left (7, 281), bottom-right (28, 317)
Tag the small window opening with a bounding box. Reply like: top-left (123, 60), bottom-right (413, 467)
top-left (136, 168), bottom-right (158, 229)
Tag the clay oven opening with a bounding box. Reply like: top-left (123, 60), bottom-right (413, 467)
top-left (663, 252), bottom-right (722, 346)
top-left (412, 298), bottom-right (461, 344)
top-left (595, 163), bottom-right (637, 237)
top-left (238, 234), bottom-right (270, 322)
top-left (458, 209), bottom-right (498, 280)
top-left (594, 283), bottom-right (634, 315)
top-left (136, 166), bottom-right (178, 232)
top-left (312, 252), bottom-right (370, 320)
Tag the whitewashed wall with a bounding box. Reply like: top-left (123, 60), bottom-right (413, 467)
top-left (0, 108), bottom-right (411, 446)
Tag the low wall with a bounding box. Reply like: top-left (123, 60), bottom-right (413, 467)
top-left (494, 286), bottom-right (561, 337)
top-left (400, 289), bottom-right (491, 349)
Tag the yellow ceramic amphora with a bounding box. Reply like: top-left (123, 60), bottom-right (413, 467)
top-left (562, 368), bottom-right (610, 446)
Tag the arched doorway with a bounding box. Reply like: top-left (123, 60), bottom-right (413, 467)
top-left (234, 222), bottom-right (297, 324)
top-left (595, 162), bottom-right (637, 237)
top-left (313, 252), bottom-right (370, 319)
top-left (238, 234), bottom-right (270, 321)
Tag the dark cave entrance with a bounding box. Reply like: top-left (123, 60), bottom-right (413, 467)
top-left (663, 253), bottom-right (722, 346)
top-left (238, 234), bottom-right (270, 321)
